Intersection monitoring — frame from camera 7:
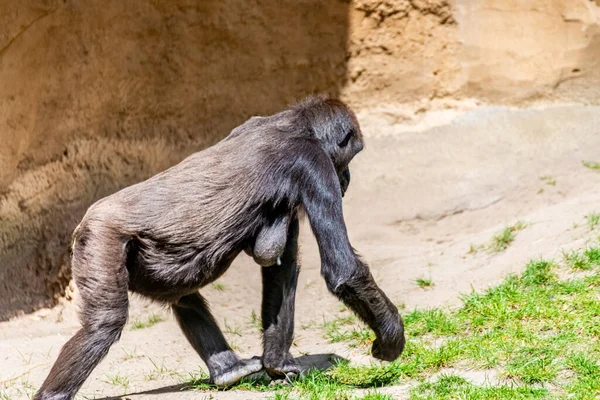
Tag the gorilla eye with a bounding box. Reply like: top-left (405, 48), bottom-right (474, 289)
top-left (338, 129), bottom-right (354, 147)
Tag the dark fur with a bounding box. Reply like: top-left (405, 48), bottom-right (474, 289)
top-left (248, 165), bottom-right (350, 267)
top-left (34, 96), bottom-right (404, 400)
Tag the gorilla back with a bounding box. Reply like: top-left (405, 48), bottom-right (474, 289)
top-left (35, 96), bottom-right (404, 400)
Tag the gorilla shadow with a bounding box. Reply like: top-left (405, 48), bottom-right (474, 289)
top-left (93, 353), bottom-right (347, 400)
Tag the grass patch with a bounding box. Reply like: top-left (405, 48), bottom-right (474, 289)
top-left (104, 372), bottom-right (129, 388)
top-left (415, 278), bottom-right (434, 289)
top-left (250, 310), bottom-right (263, 332)
top-left (563, 246), bottom-right (600, 271)
top-left (582, 160), bottom-right (600, 170)
top-left (130, 313), bottom-right (164, 330)
top-left (223, 319), bottom-right (242, 336)
top-left (490, 221), bottom-right (526, 252)
top-left (565, 352), bottom-right (600, 394)
top-left (121, 347), bottom-right (140, 360)
top-left (469, 221), bottom-right (527, 254)
top-left (190, 363), bottom-right (400, 400)
top-left (411, 374), bottom-right (548, 399)
top-left (563, 249), bottom-right (592, 271)
top-left (540, 176), bottom-right (556, 186)
top-left (356, 393), bottom-right (395, 400)
top-left (468, 243), bottom-right (485, 254)
top-left (316, 249), bottom-right (600, 397)
top-left (322, 314), bottom-right (372, 348)
top-left (144, 356), bottom-right (181, 381)
top-left (585, 213), bottom-right (600, 230)
top-left (188, 244), bottom-right (600, 399)
top-left (212, 282), bottom-right (226, 291)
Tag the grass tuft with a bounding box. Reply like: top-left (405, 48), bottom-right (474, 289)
top-left (357, 392), bottom-right (395, 400)
top-left (250, 310), bottom-right (263, 332)
top-left (584, 247), bottom-right (600, 265)
top-left (582, 160), bottom-right (600, 170)
top-left (130, 313), bottom-right (164, 330)
top-left (563, 249), bottom-right (592, 271)
top-left (490, 221), bottom-right (526, 252)
top-left (104, 372), bottom-right (129, 388)
top-left (504, 347), bottom-right (559, 384)
top-left (329, 360), bottom-right (402, 387)
top-left (586, 213), bottom-right (600, 230)
top-left (540, 176), bottom-right (556, 186)
top-left (521, 259), bottom-right (557, 285)
top-left (223, 319), bottom-right (242, 336)
top-left (416, 278), bottom-right (434, 289)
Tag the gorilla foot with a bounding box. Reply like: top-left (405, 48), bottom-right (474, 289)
top-left (33, 391), bottom-right (71, 400)
top-left (264, 356), bottom-right (302, 381)
top-left (211, 357), bottom-right (263, 387)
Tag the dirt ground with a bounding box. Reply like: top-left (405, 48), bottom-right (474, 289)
top-left (1, 103), bottom-right (600, 399)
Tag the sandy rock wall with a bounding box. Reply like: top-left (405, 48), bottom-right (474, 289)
top-left (0, 0), bottom-right (349, 320)
top-left (1, 0), bottom-right (600, 319)
top-left (344, 0), bottom-right (600, 108)
top-left (458, 0), bottom-right (600, 103)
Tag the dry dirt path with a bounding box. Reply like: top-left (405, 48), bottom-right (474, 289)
top-left (1, 104), bottom-right (599, 399)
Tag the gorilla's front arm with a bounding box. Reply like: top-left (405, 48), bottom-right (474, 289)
top-left (301, 150), bottom-right (405, 361)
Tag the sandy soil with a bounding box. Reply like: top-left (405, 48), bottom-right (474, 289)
top-left (1, 104), bottom-right (600, 399)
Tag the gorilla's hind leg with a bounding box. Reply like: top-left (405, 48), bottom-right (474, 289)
top-left (172, 293), bottom-right (262, 387)
top-left (35, 236), bottom-right (129, 400)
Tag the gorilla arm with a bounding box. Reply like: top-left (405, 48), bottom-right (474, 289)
top-left (301, 150), bottom-right (405, 361)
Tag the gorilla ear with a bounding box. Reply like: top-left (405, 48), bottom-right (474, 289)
top-left (338, 128), bottom-right (354, 147)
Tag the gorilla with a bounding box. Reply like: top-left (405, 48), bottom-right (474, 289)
top-left (35, 95), bottom-right (404, 400)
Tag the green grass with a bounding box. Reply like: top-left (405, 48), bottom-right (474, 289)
top-left (540, 176), bottom-right (556, 186)
top-left (468, 243), bottom-right (485, 254)
top-left (104, 372), bottom-right (129, 388)
top-left (187, 244), bottom-right (600, 399)
top-left (411, 374), bottom-right (548, 399)
top-left (585, 213), bottom-right (600, 230)
top-left (356, 393), bottom-right (395, 400)
top-left (490, 221), bottom-right (526, 252)
top-left (223, 319), bottom-right (242, 336)
top-left (469, 221), bottom-right (527, 254)
top-left (121, 347), bottom-right (140, 360)
top-left (415, 278), bottom-right (434, 289)
top-left (190, 365), bottom-right (398, 400)
top-left (130, 313), bottom-right (164, 330)
top-left (322, 314), bottom-right (364, 346)
top-left (144, 356), bottom-right (181, 381)
top-left (213, 282), bottom-right (226, 291)
top-left (250, 309), bottom-right (263, 332)
top-left (563, 247), bottom-right (600, 271)
top-left (582, 160), bottom-right (600, 170)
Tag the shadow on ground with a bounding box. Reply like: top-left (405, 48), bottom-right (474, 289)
top-left (94, 353), bottom-right (346, 400)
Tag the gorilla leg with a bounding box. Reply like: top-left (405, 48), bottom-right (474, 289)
top-left (172, 293), bottom-right (262, 386)
top-left (261, 216), bottom-right (302, 378)
top-left (35, 236), bottom-right (129, 400)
